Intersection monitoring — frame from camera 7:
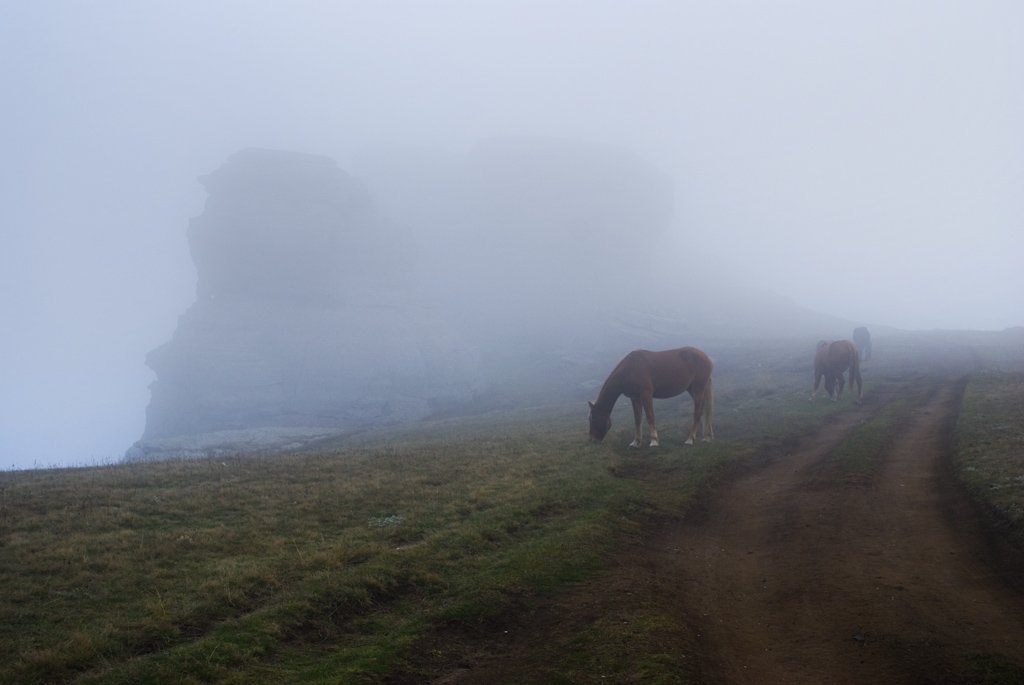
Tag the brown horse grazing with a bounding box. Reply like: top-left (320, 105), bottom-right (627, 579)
top-left (588, 347), bottom-right (714, 447)
top-left (811, 339), bottom-right (862, 403)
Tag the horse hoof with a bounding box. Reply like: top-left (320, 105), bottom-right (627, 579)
top-left (684, 438), bottom-right (694, 446)
top-left (649, 440), bottom-right (659, 448)
top-left (629, 440), bottom-right (641, 449)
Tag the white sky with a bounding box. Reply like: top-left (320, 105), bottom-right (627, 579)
top-left (2, 1), bottom-right (1021, 469)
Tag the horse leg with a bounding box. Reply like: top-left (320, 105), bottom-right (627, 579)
top-left (644, 395), bottom-right (659, 447)
top-left (685, 388), bottom-right (702, 445)
top-left (704, 384), bottom-right (714, 442)
top-left (836, 372), bottom-right (846, 400)
top-left (629, 398), bottom-right (643, 448)
top-left (811, 370), bottom-right (823, 400)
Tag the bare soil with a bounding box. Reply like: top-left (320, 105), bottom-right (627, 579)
top-left (389, 374), bottom-right (1024, 684)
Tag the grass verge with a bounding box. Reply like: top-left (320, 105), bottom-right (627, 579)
top-left (953, 371), bottom-right (1024, 548)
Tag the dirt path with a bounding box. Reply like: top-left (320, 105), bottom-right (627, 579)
top-left (673, 378), bottom-right (1024, 684)
top-left (391, 375), bottom-right (1024, 684)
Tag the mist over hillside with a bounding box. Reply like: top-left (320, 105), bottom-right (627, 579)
top-left (2, 2), bottom-right (1020, 469)
top-left (129, 140), bottom-right (867, 461)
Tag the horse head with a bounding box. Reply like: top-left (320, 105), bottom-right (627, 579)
top-left (588, 401), bottom-right (612, 441)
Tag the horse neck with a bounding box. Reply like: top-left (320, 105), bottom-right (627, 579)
top-left (594, 374), bottom-right (624, 414)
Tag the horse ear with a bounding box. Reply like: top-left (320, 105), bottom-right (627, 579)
top-left (587, 400), bottom-right (595, 410)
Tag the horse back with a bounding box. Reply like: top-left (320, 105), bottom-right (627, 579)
top-left (826, 340), bottom-right (857, 373)
top-left (620, 347), bottom-right (712, 398)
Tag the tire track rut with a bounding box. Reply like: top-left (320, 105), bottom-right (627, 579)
top-left (674, 378), bottom-right (1024, 683)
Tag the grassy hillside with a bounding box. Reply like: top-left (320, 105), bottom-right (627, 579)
top-left (2, 332), bottom-right (1022, 684)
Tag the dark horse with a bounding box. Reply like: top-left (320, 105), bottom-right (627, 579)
top-left (811, 340), bottom-right (862, 402)
top-left (588, 347), bottom-right (714, 447)
top-left (852, 326), bottom-right (872, 361)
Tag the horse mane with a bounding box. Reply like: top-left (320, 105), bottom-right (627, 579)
top-left (591, 356), bottom-right (630, 416)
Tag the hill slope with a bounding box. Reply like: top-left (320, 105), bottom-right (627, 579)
top-left (4, 331), bottom-right (1022, 684)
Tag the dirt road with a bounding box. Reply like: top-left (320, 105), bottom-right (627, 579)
top-left (673, 378), bottom-right (1024, 684)
top-left (392, 375), bottom-right (1024, 684)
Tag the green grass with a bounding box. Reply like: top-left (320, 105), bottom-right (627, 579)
top-left (954, 371), bottom-right (1024, 547)
top-left (965, 653), bottom-right (1024, 685)
top-left (0, 421), bottom-right (633, 684)
top-left (824, 381), bottom-right (934, 484)
top-left (3, 331), bottom-right (1021, 684)
top-left (0, 338), bottom-right (850, 685)
top-left (566, 611), bottom-right (691, 685)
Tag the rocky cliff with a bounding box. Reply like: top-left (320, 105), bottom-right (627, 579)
top-left (126, 149), bottom-right (478, 461)
top-left (129, 139), bottom-right (851, 461)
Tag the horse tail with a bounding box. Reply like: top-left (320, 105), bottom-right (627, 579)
top-left (849, 343), bottom-right (863, 398)
top-left (703, 375), bottom-right (715, 440)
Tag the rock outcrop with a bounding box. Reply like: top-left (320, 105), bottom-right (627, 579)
top-left (129, 138), bottom-right (853, 461)
top-left (126, 149), bottom-right (478, 461)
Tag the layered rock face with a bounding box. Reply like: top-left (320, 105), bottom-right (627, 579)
top-left (127, 149), bottom-right (478, 461)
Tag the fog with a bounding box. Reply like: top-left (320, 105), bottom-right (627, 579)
top-left (2, 1), bottom-right (1021, 469)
